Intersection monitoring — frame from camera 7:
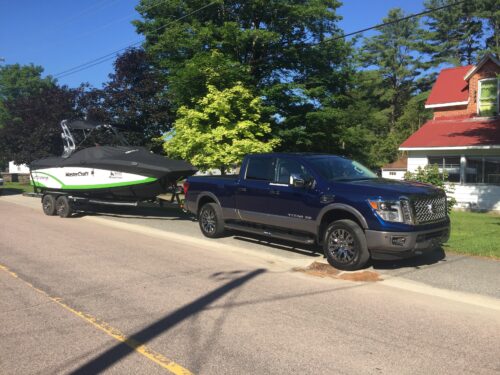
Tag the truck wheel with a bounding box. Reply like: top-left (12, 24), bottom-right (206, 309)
top-left (42, 195), bottom-right (57, 216)
top-left (323, 219), bottom-right (370, 271)
top-left (55, 196), bottom-right (73, 218)
top-left (198, 203), bottom-right (225, 238)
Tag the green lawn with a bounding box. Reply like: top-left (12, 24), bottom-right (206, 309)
top-left (1, 181), bottom-right (34, 194)
top-left (445, 211), bottom-right (500, 258)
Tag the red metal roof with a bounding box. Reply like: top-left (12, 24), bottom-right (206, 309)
top-left (400, 117), bottom-right (500, 149)
top-left (425, 65), bottom-right (472, 107)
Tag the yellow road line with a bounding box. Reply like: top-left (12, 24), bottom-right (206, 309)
top-left (0, 263), bottom-right (193, 375)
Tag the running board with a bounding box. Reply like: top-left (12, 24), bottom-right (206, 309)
top-left (224, 223), bottom-right (315, 245)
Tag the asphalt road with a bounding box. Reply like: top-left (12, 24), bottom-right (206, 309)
top-left (1, 197), bottom-right (500, 374)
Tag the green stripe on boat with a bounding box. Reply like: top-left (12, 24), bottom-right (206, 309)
top-left (32, 171), bottom-right (157, 190)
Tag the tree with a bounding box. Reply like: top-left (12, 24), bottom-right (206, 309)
top-left (0, 64), bottom-right (55, 127)
top-left (360, 8), bottom-right (423, 131)
top-left (356, 8), bottom-right (425, 166)
top-left (134, 0), bottom-right (354, 154)
top-left (75, 49), bottom-right (174, 152)
top-left (102, 48), bottom-right (173, 149)
top-left (164, 83), bottom-right (279, 173)
top-left (474, 0), bottom-right (500, 57)
top-left (0, 85), bottom-right (78, 164)
top-left (421, 0), bottom-right (484, 66)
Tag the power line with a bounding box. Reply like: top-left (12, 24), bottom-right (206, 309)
top-left (54, 0), bottom-right (466, 80)
top-left (9, 0), bottom-right (469, 115)
top-left (305, 0), bottom-right (467, 45)
top-left (53, 1), bottom-right (219, 79)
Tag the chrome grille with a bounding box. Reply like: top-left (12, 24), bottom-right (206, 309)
top-left (412, 195), bottom-right (447, 224)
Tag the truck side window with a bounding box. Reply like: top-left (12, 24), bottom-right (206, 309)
top-left (276, 158), bottom-right (310, 184)
top-left (246, 157), bottom-right (275, 181)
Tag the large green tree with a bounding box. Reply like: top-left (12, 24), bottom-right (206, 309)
top-left (0, 85), bottom-right (79, 164)
top-left (421, 0), bottom-right (487, 66)
top-left (0, 64), bottom-right (55, 127)
top-left (164, 83), bottom-right (279, 173)
top-left (357, 8), bottom-right (425, 165)
top-left (134, 0), bottom-right (354, 154)
top-left (360, 8), bottom-right (423, 131)
top-left (474, 0), bottom-right (500, 57)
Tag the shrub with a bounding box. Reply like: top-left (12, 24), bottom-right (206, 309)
top-left (404, 164), bottom-right (456, 213)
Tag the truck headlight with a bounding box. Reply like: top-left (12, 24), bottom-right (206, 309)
top-left (368, 199), bottom-right (404, 223)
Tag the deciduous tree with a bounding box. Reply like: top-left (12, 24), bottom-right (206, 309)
top-left (164, 83), bottom-right (279, 173)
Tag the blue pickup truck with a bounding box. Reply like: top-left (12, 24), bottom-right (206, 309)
top-left (184, 153), bottom-right (450, 270)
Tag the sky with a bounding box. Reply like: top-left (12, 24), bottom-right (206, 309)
top-left (0, 0), bottom-right (424, 88)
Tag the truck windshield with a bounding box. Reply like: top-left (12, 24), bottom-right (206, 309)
top-left (307, 156), bottom-right (378, 182)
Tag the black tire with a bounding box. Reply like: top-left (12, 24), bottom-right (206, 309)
top-left (55, 196), bottom-right (73, 218)
top-left (198, 202), bottom-right (225, 238)
top-left (42, 194), bottom-right (57, 216)
top-left (323, 219), bottom-right (370, 271)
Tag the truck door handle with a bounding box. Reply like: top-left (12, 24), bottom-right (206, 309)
top-left (269, 189), bottom-right (280, 196)
top-left (237, 187), bottom-right (247, 192)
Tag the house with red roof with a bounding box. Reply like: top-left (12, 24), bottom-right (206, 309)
top-left (399, 53), bottom-right (500, 211)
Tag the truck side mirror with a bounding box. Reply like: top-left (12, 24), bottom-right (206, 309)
top-left (290, 173), bottom-right (305, 188)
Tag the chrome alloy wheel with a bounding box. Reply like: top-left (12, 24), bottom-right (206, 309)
top-left (327, 228), bottom-right (356, 264)
top-left (200, 207), bottom-right (217, 234)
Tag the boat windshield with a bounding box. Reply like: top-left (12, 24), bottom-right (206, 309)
top-left (61, 120), bottom-right (129, 157)
top-left (75, 126), bottom-right (128, 149)
top-left (307, 156), bottom-right (378, 182)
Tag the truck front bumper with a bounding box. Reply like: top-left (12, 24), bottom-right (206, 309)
top-left (365, 224), bottom-right (450, 260)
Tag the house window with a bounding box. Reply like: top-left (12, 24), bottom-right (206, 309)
top-left (466, 157), bottom-right (500, 184)
top-left (478, 78), bottom-right (499, 117)
top-left (389, 171), bottom-right (396, 176)
top-left (428, 156), bottom-right (461, 183)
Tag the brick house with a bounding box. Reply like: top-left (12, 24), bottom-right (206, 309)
top-left (399, 53), bottom-right (500, 211)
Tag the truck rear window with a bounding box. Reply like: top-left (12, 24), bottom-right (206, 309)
top-left (246, 157), bottom-right (275, 181)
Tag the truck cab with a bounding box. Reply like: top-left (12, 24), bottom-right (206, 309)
top-left (185, 153), bottom-right (450, 270)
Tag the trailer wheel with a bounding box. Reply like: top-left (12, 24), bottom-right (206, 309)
top-left (42, 195), bottom-right (57, 216)
top-left (198, 203), bottom-right (225, 238)
top-left (56, 196), bottom-right (73, 218)
top-left (323, 219), bottom-right (370, 271)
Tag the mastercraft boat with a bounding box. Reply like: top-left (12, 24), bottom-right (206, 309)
top-left (30, 120), bottom-right (197, 216)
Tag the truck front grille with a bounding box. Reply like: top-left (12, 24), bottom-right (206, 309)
top-left (412, 195), bottom-right (447, 224)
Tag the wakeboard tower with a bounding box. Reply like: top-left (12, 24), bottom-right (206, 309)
top-left (30, 120), bottom-right (197, 217)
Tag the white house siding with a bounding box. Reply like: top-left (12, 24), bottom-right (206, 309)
top-left (381, 170), bottom-right (406, 180)
top-left (408, 149), bottom-right (500, 211)
top-left (451, 184), bottom-right (500, 211)
top-left (8, 162), bottom-right (30, 174)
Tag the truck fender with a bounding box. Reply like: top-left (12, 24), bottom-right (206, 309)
top-left (196, 192), bottom-right (222, 213)
top-left (316, 203), bottom-right (369, 230)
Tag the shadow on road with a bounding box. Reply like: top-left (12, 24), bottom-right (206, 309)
top-left (70, 268), bottom-right (265, 375)
top-left (371, 247), bottom-right (447, 270)
top-left (0, 188), bottom-right (26, 196)
top-left (233, 235), bottom-right (321, 258)
top-left (75, 203), bottom-right (194, 222)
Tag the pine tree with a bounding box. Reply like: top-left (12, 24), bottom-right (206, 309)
top-left (422, 0), bottom-right (484, 65)
top-left (360, 8), bottom-right (423, 131)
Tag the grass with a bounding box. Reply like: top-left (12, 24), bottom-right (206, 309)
top-left (445, 211), bottom-right (500, 259)
top-left (1, 181), bottom-right (34, 194)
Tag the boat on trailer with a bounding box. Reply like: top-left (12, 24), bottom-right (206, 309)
top-left (30, 120), bottom-right (197, 217)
